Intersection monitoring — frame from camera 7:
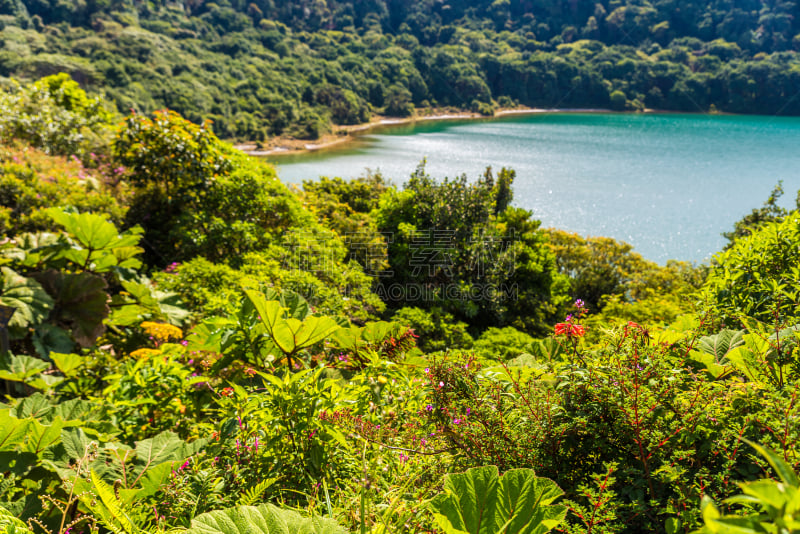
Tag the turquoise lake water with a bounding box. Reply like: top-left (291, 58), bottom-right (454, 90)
top-left (267, 113), bottom-right (800, 264)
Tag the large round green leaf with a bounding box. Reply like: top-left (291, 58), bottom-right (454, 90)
top-left (187, 503), bottom-right (346, 534)
top-left (0, 267), bottom-right (53, 334)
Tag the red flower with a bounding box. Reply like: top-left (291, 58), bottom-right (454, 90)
top-left (220, 387), bottom-right (234, 397)
top-left (555, 322), bottom-right (585, 338)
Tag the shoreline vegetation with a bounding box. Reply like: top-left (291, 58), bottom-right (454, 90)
top-left (234, 106), bottom-right (631, 157)
top-left (231, 108), bottom-right (530, 157)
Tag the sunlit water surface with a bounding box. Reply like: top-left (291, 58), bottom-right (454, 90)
top-left (267, 113), bottom-right (800, 264)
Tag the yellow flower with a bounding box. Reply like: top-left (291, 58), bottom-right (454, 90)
top-left (141, 321), bottom-right (183, 342)
top-left (130, 348), bottom-right (162, 359)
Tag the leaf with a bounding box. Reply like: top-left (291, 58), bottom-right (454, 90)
top-left (125, 432), bottom-right (205, 488)
top-left (272, 316), bottom-right (341, 355)
top-left (0, 504), bottom-right (33, 534)
top-left (12, 392), bottom-right (52, 420)
top-left (51, 398), bottom-right (95, 423)
top-left (61, 427), bottom-right (94, 461)
top-left (0, 410), bottom-right (30, 451)
top-left (429, 466), bottom-right (566, 534)
top-left (244, 290), bottom-right (284, 332)
top-left (697, 329), bottom-right (745, 364)
top-left (186, 503), bottom-right (347, 534)
top-left (33, 324), bottom-right (75, 359)
top-left (32, 270), bottom-right (109, 347)
top-left (497, 470), bottom-right (566, 534)
top-left (0, 267), bottom-right (53, 333)
top-left (432, 465), bottom-right (499, 534)
top-left (0, 353), bottom-right (49, 383)
top-left (80, 469), bottom-right (137, 534)
top-left (51, 352), bottom-right (84, 377)
top-left (279, 291), bottom-right (310, 320)
top-left (24, 416), bottom-right (66, 455)
top-left (742, 438), bottom-right (800, 487)
top-left (525, 338), bottom-right (566, 364)
top-left (135, 460), bottom-right (176, 499)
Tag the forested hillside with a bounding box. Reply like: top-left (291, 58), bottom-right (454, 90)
top-left (1, 0), bottom-right (799, 140)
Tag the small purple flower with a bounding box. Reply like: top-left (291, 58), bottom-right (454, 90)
top-left (466, 407), bottom-right (471, 416)
top-left (424, 367), bottom-right (430, 374)
top-left (453, 418), bottom-right (461, 425)
top-left (425, 404), bottom-right (433, 412)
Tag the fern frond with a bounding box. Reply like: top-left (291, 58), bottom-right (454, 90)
top-left (238, 478), bottom-right (277, 506)
top-left (79, 470), bottom-right (138, 534)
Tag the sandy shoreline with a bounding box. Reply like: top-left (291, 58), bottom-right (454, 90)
top-left (235, 107), bottom-right (615, 157)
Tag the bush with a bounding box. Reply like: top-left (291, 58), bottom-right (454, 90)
top-left (0, 73), bottom-right (115, 158)
top-left (703, 211), bottom-right (800, 326)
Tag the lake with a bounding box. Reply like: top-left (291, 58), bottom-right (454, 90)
top-left (267, 112), bottom-right (800, 264)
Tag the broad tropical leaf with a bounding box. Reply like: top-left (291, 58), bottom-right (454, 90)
top-left (430, 466), bottom-right (566, 534)
top-left (32, 270), bottom-right (109, 346)
top-left (244, 289), bottom-right (284, 333)
top-left (696, 329), bottom-right (745, 363)
top-left (0, 267), bottom-right (53, 333)
top-left (186, 503), bottom-right (347, 534)
top-left (0, 410), bottom-right (30, 451)
top-left (0, 353), bottom-right (49, 383)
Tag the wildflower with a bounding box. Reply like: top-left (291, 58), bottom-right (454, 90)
top-left (425, 404), bottom-right (434, 412)
top-left (554, 322), bottom-right (585, 338)
top-left (130, 348), bottom-right (162, 359)
top-left (220, 387), bottom-right (234, 397)
top-left (243, 367), bottom-right (257, 377)
top-left (377, 375), bottom-right (388, 385)
top-left (141, 321), bottom-right (183, 342)
top-left (424, 367), bottom-right (430, 374)
top-left (453, 418), bottom-right (461, 425)
top-left (439, 381), bottom-right (445, 388)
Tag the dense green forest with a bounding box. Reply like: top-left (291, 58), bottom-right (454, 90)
top-left (4, 74), bottom-right (800, 534)
top-left (1, 0), bottom-right (799, 140)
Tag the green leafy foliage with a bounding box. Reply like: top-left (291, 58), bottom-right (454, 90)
top-left (186, 503), bottom-right (347, 534)
top-left (0, 266), bottom-right (53, 335)
top-left (704, 212), bottom-right (800, 326)
top-left (0, 74), bottom-right (114, 158)
top-left (0, 504), bottom-right (33, 534)
top-left (376, 164), bottom-right (567, 337)
top-left (429, 465), bottom-right (567, 534)
top-left (6, 64), bottom-right (800, 534)
top-left (698, 441), bottom-right (800, 534)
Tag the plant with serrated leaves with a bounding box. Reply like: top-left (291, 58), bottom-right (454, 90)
top-left (428, 465), bottom-right (567, 534)
top-left (185, 503), bottom-right (347, 534)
